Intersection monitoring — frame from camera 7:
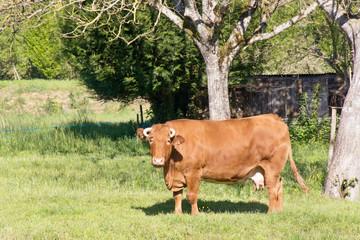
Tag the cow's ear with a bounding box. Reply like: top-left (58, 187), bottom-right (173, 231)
top-left (172, 135), bottom-right (185, 145)
top-left (137, 128), bottom-right (147, 141)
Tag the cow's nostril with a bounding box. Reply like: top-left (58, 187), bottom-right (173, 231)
top-left (153, 158), bottom-right (164, 164)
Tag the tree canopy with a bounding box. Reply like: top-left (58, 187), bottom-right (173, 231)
top-left (1, 0), bottom-right (320, 120)
top-left (0, 0), bottom-right (346, 120)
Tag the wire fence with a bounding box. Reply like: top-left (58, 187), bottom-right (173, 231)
top-left (0, 121), bottom-right (152, 133)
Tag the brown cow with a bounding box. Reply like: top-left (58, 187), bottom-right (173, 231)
top-left (137, 114), bottom-right (308, 215)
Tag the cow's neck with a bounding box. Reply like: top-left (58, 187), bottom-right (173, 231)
top-left (163, 156), bottom-right (185, 192)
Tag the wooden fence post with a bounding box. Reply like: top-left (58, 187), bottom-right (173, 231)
top-left (136, 114), bottom-right (139, 142)
top-left (140, 105), bottom-right (144, 125)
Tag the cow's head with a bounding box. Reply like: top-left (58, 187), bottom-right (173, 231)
top-left (137, 124), bottom-right (185, 168)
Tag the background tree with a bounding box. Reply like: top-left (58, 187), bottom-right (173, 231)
top-left (306, 11), bottom-right (351, 82)
top-left (0, 28), bottom-right (31, 79)
top-left (62, 9), bottom-right (205, 122)
top-left (317, 0), bottom-right (360, 201)
top-left (143, 0), bottom-right (318, 120)
top-left (0, 16), bottom-right (74, 80)
top-left (0, 0), bottom-right (318, 120)
top-left (232, 8), bottom-right (335, 77)
top-left (22, 18), bottom-right (74, 79)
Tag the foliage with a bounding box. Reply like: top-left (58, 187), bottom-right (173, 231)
top-left (21, 18), bottom-right (74, 79)
top-left (289, 83), bottom-right (333, 143)
top-left (236, 7), bottom-right (335, 76)
top-left (61, 8), bottom-right (205, 123)
top-left (0, 28), bottom-right (33, 79)
top-left (305, 8), bottom-right (352, 81)
top-left (0, 16), bottom-right (76, 80)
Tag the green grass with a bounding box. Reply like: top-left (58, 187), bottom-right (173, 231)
top-left (0, 150), bottom-right (360, 239)
top-left (0, 79), bottom-right (81, 91)
top-left (0, 80), bottom-right (359, 239)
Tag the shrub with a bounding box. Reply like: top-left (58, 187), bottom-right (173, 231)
top-left (289, 83), bottom-right (334, 144)
top-left (43, 97), bottom-right (62, 114)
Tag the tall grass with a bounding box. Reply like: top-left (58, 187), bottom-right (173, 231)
top-left (0, 112), bottom-right (147, 156)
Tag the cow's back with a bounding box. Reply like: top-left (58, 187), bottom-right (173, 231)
top-left (166, 114), bottom-right (289, 153)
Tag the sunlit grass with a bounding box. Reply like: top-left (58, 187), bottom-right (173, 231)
top-left (0, 79), bottom-right (82, 91)
top-left (0, 151), bottom-right (359, 239)
top-left (0, 80), bottom-right (359, 239)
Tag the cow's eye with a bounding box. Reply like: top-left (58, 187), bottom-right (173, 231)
top-left (167, 139), bottom-right (171, 144)
top-left (149, 139), bottom-right (153, 144)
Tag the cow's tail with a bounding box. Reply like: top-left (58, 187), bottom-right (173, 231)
top-left (288, 144), bottom-right (310, 193)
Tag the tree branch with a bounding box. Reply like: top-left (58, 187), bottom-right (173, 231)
top-left (183, 0), bottom-right (212, 43)
top-left (149, 0), bottom-right (202, 46)
top-left (226, 0), bottom-right (259, 61)
top-left (253, 0), bottom-right (284, 35)
top-left (316, 0), bottom-right (357, 42)
top-left (210, 0), bottom-right (230, 44)
top-left (247, 2), bottom-right (318, 45)
top-left (228, 0), bottom-right (259, 46)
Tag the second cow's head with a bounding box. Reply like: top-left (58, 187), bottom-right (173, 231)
top-left (137, 124), bottom-right (185, 168)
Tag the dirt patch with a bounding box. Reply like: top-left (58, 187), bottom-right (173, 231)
top-left (0, 87), bottom-right (124, 115)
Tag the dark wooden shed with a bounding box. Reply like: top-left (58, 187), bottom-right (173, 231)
top-left (229, 74), bottom-right (345, 118)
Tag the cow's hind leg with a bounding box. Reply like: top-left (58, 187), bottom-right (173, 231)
top-left (276, 178), bottom-right (283, 210)
top-left (173, 190), bottom-right (183, 214)
top-left (264, 172), bottom-right (283, 213)
top-left (263, 144), bottom-right (287, 213)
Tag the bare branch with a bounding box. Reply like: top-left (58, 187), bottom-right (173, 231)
top-left (149, 0), bottom-right (201, 45)
top-left (253, 0), bottom-right (286, 35)
top-left (118, 7), bottom-right (162, 45)
top-left (228, 0), bottom-right (259, 46)
top-left (316, 0), bottom-right (358, 41)
top-left (247, 2), bottom-right (318, 45)
top-left (0, 0), bottom-right (146, 44)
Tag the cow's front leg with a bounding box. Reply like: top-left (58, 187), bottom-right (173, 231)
top-left (173, 190), bottom-right (183, 214)
top-left (185, 175), bottom-right (201, 215)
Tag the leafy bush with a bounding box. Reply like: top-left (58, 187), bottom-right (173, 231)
top-left (43, 97), bottom-right (62, 114)
top-left (289, 83), bottom-right (334, 143)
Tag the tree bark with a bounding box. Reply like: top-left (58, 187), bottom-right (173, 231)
top-left (319, 0), bottom-right (360, 200)
top-left (323, 65), bottom-right (360, 200)
top-left (202, 50), bottom-right (231, 120)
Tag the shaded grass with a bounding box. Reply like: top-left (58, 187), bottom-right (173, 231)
top-left (0, 111), bottom-right (148, 156)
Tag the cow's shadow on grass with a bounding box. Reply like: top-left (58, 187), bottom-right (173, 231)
top-left (135, 199), bottom-right (268, 215)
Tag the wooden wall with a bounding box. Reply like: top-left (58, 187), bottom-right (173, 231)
top-left (229, 74), bottom-right (345, 118)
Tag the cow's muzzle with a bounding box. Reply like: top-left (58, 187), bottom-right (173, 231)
top-left (152, 157), bottom-right (165, 168)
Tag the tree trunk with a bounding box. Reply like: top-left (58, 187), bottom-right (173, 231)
top-left (203, 52), bottom-right (231, 120)
top-left (323, 40), bottom-right (360, 201)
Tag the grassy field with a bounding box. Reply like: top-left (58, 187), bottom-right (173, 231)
top-left (0, 80), bottom-right (359, 239)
